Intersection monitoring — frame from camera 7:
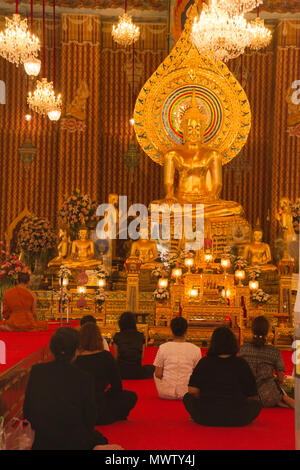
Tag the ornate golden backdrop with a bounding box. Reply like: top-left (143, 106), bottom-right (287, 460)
top-left (0, 14), bottom-right (299, 247)
top-left (134, 0), bottom-right (251, 166)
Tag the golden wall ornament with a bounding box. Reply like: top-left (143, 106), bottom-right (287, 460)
top-left (134, 0), bottom-right (251, 167)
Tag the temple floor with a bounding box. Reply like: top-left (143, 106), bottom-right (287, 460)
top-left (0, 328), bottom-right (295, 450)
top-left (97, 347), bottom-right (295, 451)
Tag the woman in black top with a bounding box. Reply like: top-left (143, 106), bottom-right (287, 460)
top-left (183, 327), bottom-right (262, 427)
top-left (23, 327), bottom-right (111, 450)
top-left (75, 322), bottom-right (137, 425)
top-left (113, 312), bottom-right (154, 380)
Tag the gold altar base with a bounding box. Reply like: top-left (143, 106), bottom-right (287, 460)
top-left (148, 325), bottom-right (241, 347)
top-left (151, 213), bottom-right (251, 258)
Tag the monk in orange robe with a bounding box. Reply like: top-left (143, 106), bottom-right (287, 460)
top-left (0, 273), bottom-right (48, 332)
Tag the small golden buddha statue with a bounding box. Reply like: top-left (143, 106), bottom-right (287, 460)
top-left (153, 91), bottom-right (243, 219)
top-left (243, 221), bottom-right (277, 272)
top-left (276, 197), bottom-right (297, 260)
top-left (64, 227), bottom-right (101, 269)
top-left (130, 228), bottom-right (159, 269)
top-left (48, 228), bottom-right (71, 267)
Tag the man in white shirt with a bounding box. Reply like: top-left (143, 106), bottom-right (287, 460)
top-left (154, 317), bottom-right (201, 400)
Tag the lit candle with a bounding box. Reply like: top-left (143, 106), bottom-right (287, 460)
top-left (235, 268), bottom-right (245, 286)
top-left (184, 257), bottom-right (194, 272)
top-left (158, 278), bottom-right (168, 289)
top-left (190, 288), bottom-right (199, 298)
top-left (98, 279), bottom-right (106, 288)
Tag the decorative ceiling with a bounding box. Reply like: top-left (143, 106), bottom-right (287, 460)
top-left (1, 0), bottom-right (299, 13)
top-left (2, 0), bottom-right (168, 10)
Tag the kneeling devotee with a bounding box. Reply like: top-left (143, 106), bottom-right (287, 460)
top-left (23, 327), bottom-right (122, 450)
top-left (183, 327), bottom-right (262, 427)
top-left (113, 312), bottom-right (154, 380)
top-left (79, 315), bottom-right (110, 351)
top-left (239, 316), bottom-right (294, 409)
top-left (153, 317), bottom-right (201, 400)
top-left (75, 322), bottom-right (137, 425)
top-left (0, 272), bottom-right (47, 331)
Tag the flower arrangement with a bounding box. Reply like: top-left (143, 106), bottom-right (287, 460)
top-left (248, 265), bottom-right (262, 280)
top-left (55, 289), bottom-right (71, 305)
top-left (232, 256), bottom-right (248, 271)
top-left (94, 265), bottom-right (109, 280)
top-left (59, 189), bottom-right (97, 233)
top-left (18, 216), bottom-right (57, 256)
top-left (95, 288), bottom-right (106, 306)
top-left (151, 265), bottom-right (169, 279)
top-left (291, 198), bottom-right (300, 234)
top-left (251, 288), bottom-right (272, 304)
top-left (153, 287), bottom-right (170, 302)
top-left (164, 251), bottom-right (182, 270)
top-left (58, 265), bottom-right (72, 280)
top-left (0, 243), bottom-right (30, 285)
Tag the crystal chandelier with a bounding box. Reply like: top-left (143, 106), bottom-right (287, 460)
top-left (217, 0), bottom-right (263, 14)
top-left (191, 2), bottom-right (251, 62)
top-left (46, 0), bottom-right (61, 121)
top-left (112, 13), bottom-right (140, 47)
top-left (0, 14), bottom-right (40, 66)
top-left (248, 17), bottom-right (272, 50)
top-left (24, 0), bottom-right (41, 77)
top-left (112, 0), bottom-right (140, 48)
top-left (27, 77), bottom-right (62, 115)
top-left (24, 57), bottom-right (41, 77)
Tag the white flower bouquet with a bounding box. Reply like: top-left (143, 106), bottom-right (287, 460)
top-left (95, 288), bottom-right (106, 306)
top-left (153, 287), bottom-right (170, 302)
top-left (58, 265), bottom-right (72, 279)
top-left (94, 265), bottom-right (109, 280)
top-left (251, 288), bottom-right (271, 304)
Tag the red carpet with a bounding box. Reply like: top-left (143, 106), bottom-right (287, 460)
top-left (0, 322), bottom-right (78, 372)
top-left (0, 331), bottom-right (295, 450)
top-left (96, 348), bottom-right (295, 451)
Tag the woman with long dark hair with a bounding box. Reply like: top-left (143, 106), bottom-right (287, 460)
top-left (113, 311), bottom-right (154, 379)
top-left (239, 316), bottom-right (294, 408)
top-left (183, 327), bottom-right (262, 426)
top-left (75, 322), bottom-right (137, 424)
top-left (0, 272), bottom-right (47, 331)
top-left (23, 327), bottom-right (122, 450)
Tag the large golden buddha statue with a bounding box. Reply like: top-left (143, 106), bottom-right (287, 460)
top-left (130, 228), bottom-right (159, 269)
top-left (154, 91), bottom-right (243, 219)
top-left (64, 227), bottom-right (101, 269)
top-left (243, 221), bottom-right (277, 273)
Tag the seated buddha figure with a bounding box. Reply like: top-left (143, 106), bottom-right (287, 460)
top-left (64, 227), bottom-right (101, 269)
top-left (130, 228), bottom-right (159, 270)
top-left (154, 90), bottom-right (243, 219)
top-left (243, 221), bottom-right (277, 273)
top-left (48, 228), bottom-right (71, 267)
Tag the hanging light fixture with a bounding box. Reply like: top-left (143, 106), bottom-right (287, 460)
top-left (47, 0), bottom-right (62, 121)
top-left (24, 0), bottom-right (41, 77)
top-left (217, 0), bottom-right (263, 14)
top-left (191, 1), bottom-right (252, 62)
top-left (112, 0), bottom-right (140, 47)
top-left (248, 8), bottom-right (272, 51)
top-left (0, 0), bottom-right (40, 66)
top-left (27, 0), bottom-right (61, 116)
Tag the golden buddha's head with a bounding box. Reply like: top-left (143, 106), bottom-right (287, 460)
top-left (279, 197), bottom-right (292, 212)
top-left (253, 229), bottom-right (263, 242)
top-left (181, 90), bottom-right (206, 144)
top-left (253, 219), bottom-right (263, 242)
top-left (78, 228), bottom-right (89, 240)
